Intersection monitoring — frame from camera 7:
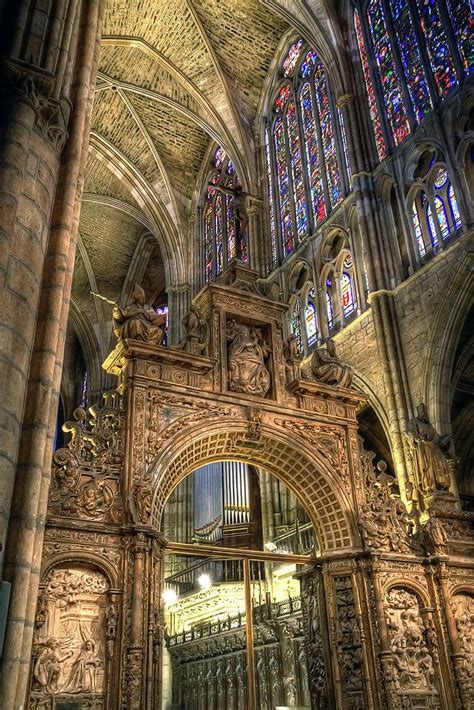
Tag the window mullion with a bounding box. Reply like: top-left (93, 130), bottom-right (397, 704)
top-left (266, 123), bottom-right (282, 267)
top-left (282, 102), bottom-right (300, 252)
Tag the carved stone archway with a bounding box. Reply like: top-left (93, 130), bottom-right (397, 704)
top-left (150, 421), bottom-right (356, 553)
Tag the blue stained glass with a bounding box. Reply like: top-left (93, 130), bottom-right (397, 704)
top-left (448, 184), bottom-right (461, 228)
top-left (265, 130), bottom-right (278, 266)
top-left (446, 0), bottom-right (474, 74)
top-left (286, 98), bottom-right (309, 241)
top-left (305, 300), bottom-right (318, 346)
top-left (389, 0), bottom-right (432, 122)
top-left (215, 193), bottom-right (224, 274)
top-left (274, 117), bottom-right (294, 256)
top-left (426, 203), bottom-right (439, 246)
top-left (300, 83), bottom-right (326, 224)
top-left (412, 202), bottom-right (426, 256)
top-left (326, 290), bottom-right (334, 329)
top-left (313, 61), bottom-right (342, 207)
top-left (415, 0), bottom-right (457, 97)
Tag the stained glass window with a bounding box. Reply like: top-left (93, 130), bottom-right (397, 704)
top-left (448, 184), bottom-right (461, 228)
top-left (204, 200), bottom-right (214, 281)
top-left (341, 273), bottom-right (356, 316)
top-left (412, 202), bottom-right (426, 257)
top-left (389, 0), bottom-right (432, 122)
top-left (203, 147), bottom-right (246, 282)
top-left (313, 61), bottom-right (342, 207)
top-left (283, 39), bottom-right (304, 77)
top-left (291, 299), bottom-right (303, 353)
top-left (300, 82), bottom-right (325, 224)
top-left (367, 0), bottom-right (410, 145)
top-left (265, 130), bottom-right (278, 266)
top-left (274, 117), bottom-right (294, 256)
top-left (267, 40), bottom-right (349, 262)
top-left (446, 0), bottom-right (474, 74)
top-left (433, 167), bottom-right (448, 189)
top-left (433, 195), bottom-right (449, 239)
top-left (305, 293), bottom-right (318, 347)
top-left (426, 203), bottom-right (439, 247)
top-left (215, 193), bottom-right (224, 274)
top-left (415, 0), bottom-right (457, 97)
top-left (354, 10), bottom-right (387, 161)
top-left (286, 98), bottom-right (309, 241)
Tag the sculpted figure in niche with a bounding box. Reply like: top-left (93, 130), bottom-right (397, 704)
top-left (226, 320), bottom-right (271, 397)
top-left (406, 403), bottom-right (452, 494)
top-left (310, 338), bottom-right (353, 388)
top-left (113, 284), bottom-right (166, 344)
top-left (181, 305), bottom-right (208, 355)
top-left (62, 639), bottom-right (101, 693)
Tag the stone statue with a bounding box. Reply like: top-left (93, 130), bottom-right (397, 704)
top-left (310, 338), bottom-right (353, 388)
top-left (283, 333), bottom-right (301, 382)
top-left (62, 639), bottom-right (101, 693)
top-left (113, 284), bottom-right (166, 344)
top-left (131, 475), bottom-right (152, 524)
top-left (406, 403), bottom-right (452, 494)
top-left (226, 320), bottom-right (271, 397)
top-left (181, 305), bottom-right (208, 355)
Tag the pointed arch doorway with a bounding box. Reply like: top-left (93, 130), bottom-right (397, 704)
top-left (160, 460), bottom-right (320, 710)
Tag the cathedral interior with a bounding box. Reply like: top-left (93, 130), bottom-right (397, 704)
top-left (0, 1), bottom-right (473, 708)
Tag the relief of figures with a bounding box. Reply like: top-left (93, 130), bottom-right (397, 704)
top-left (30, 568), bottom-right (107, 700)
top-left (452, 593), bottom-right (474, 698)
top-left (384, 588), bottom-right (438, 699)
top-left (226, 320), bottom-right (271, 397)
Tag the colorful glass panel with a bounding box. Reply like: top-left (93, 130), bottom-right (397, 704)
top-left (226, 194), bottom-right (236, 261)
top-left (433, 167), bottom-right (448, 188)
top-left (215, 193), bottom-right (224, 274)
top-left (415, 0), bottom-right (457, 97)
top-left (300, 82), bottom-right (326, 224)
top-left (338, 107), bottom-right (352, 181)
top-left (283, 39), bottom-right (304, 77)
top-left (274, 117), bottom-right (294, 256)
top-left (204, 201), bottom-right (213, 281)
top-left (275, 84), bottom-right (291, 112)
top-left (300, 49), bottom-right (318, 78)
top-left (354, 10), bottom-right (387, 161)
top-left (389, 0), bottom-right (432, 122)
top-left (305, 299), bottom-right (318, 347)
top-left (412, 202), bottom-right (426, 256)
top-left (341, 273), bottom-right (356, 316)
top-left (367, 0), bottom-right (410, 145)
top-left (426, 203), bottom-right (439, 246)
top-left (313, 62), bottom-right (342, 207)
top-left (446, 0), bottom-right (474, 73)
top-left (265, 130), bottom-right (278, 266)
top-left (433, 195), bottom-right (449, 239)
top-left (286, 97), bottom-right (309, 242)
top-left (291, 299), bottom-right (303, 354)
top-left (448, 184), bottom-right (461, 228)
top-left (214, 146), bottom-right (225, 168)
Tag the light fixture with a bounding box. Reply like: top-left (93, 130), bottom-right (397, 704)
top-left (197, 574), bottom-right (212, 589)
top-left (162, 588), bottom-right (177, 606)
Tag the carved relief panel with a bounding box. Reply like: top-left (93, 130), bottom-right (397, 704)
top-left (383, 587), bottom-right (440, 708)
top-left (30, 567), bottom-right (109, 707)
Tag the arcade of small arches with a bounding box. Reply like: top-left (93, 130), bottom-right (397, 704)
top-left (0, 1), bottom-right (473, 709)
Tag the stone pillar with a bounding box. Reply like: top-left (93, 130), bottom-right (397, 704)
top-left (0, 1), bottom-right (106, 706)
top-left (167, 283), bottom-right (191, 345)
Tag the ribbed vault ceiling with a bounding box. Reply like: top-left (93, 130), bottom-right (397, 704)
top-left (73, 0), bottom-right (342, 364)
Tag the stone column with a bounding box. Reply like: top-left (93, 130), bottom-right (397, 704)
top-left (0, 1), bottom-right (106, 706)
top-left (167, 283), bottom-right (191, 345)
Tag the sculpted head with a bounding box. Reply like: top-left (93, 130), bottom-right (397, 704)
top-left (416, 402), bottom-right (429, 422)
top-left (327, 338), bottom-right (336, 357)
top-left (133, 284), bottom-right (146, 305)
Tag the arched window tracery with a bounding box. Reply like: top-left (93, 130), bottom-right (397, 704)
top-left (410, 162), bottom-right (462, 258)
top-left (202, 147), bottom-right (248, 282)
top-left (354, 1), bottom-right (467, 158)
top-left (320, 234), bottom-right (359, 333)
top-left (288, 284), bottom-right (320, 355)
top-left (266, 41), bottom-right (349, 266)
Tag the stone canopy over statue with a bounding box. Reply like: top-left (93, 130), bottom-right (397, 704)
top-left (112, 284), bottom-right (166, 345)
top-left (226, 320), bottom-right (271, 397)
top-left (309, 338), bottom-right (353, 388)
top-left (406, 403), bottom-right (452, 495)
